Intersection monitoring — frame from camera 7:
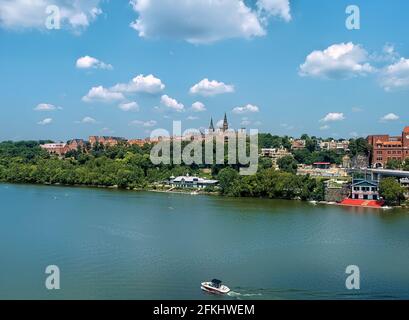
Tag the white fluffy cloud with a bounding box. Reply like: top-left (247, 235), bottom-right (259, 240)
top-left (129, 0), bottom-right (267, 44)
top-left (82, 86), bottom-right (125, 103)
top-left (380, 113), bottom-right (399, 122)
top-left (321, 112), bottom-right (345, 122)
top-left (191, 101), bottom-right (206, 112)
top-left (111, 74), bottom-right (165, 94)
top-left (79, 116), bottom-right (97, 124)
top-left (34, 103), bottom-right (61, 111)
top-left (83, 74), bottom-right (165, 103)
top-left (37, 118), bottom-right (53, 125)
top-left (161, 95), bottom-right (185, 112)
top-left (118, 101), bottom-right (140, 112)
top-left (190, 79), bottom-right (234, 96)
top-left (257, 0), bottom-right (291, 22)
top-left (130, 120), bottom-right (157, 127)
top-left (299, 42), bottom-right (374, 79)
top-left (0, 0), bottom-right (102, 30)
top-left (381, 58), bottom-right (409, 91)
top-left (76, 56), bottom-right (113, 70)
top-left (232, 104), bottom-right (259, 114)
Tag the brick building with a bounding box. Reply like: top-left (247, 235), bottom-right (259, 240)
top-left (89, 136), bottom-right (126, 147)
top-left (367, 126), bottom-right (409, 168)
top-left (66, 139), bottom-right (87, 151)
top-left (40, 143), bottom-right (68, 156)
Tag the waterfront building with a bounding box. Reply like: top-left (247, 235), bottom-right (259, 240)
top-left (169, 175), bottom-right (218, 189)
top-left (350, 179), bottom-right (379, 200)
top-left (367, 126), bottom-right (409, 168)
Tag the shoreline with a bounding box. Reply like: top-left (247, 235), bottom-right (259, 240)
top-left (0, 181), bottom-right (404, 209)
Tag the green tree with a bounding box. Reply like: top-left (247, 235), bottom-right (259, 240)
top-left (379, 177), bottom-right (405, 206)
top-left (217, 167), bottom-right (241, 196)
top-left (277, 155), bottom-right (298, 174)
top-left (386, 159), bottom-right (402, 170)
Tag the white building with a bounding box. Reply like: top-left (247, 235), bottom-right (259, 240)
top-left (169, 175), bottom-right (218, 189)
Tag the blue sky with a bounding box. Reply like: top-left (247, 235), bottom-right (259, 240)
top-left (0, 0), bottom-right (408, 141)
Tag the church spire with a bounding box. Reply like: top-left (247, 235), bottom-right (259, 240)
top-left (209, 117), bottom-right (214, 131)
top-left (223, 112), bottom-right (229, 132)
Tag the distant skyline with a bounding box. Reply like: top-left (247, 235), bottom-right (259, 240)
top-left (0, 0), bottom-right (408, 141)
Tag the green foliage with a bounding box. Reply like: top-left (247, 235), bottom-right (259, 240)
top-left (217, 167), bottom-right (323, 201)
top-left (258, 134), bottom-right (291, 150)
top-left (386, 159), bottom-right (402, 170)
top-left (277, 155), bottom-right (297, 174)
top-left (0, 141), bottom-right (200, 189)
top-left (379, 177), bottom-right (406, 206)
top-left (349, 138), bottom-right (371, 157)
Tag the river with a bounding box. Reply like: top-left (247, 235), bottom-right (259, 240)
top-left (0, 183), bottom-right (408, 299)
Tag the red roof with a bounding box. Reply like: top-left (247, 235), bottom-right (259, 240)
top-left (313, 162), bottom-right (330, 165)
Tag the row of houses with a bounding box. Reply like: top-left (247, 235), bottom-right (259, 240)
top-left (290, 138), bottom-right (350, 152)
top-left (40, 136), bottom-right (155, 155)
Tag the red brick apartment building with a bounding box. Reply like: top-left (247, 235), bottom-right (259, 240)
top-left (367, 126), bottom-right (409, 168)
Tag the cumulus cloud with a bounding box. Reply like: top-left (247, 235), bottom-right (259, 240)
top-left (321, 112), bottom-right (345, 122)
top-left (216, 119), bottom-right (224, 129)
top-left (257, 0), bottom-right (291, 22)
top-left (191, 101), bottom-right (206, 112)
top-left (161, 95), bottom-right (185, 112)
top-left (37, 118), bottom-right (53, 125)
top-left (111, 74), bottom-right (165, 94)
top-left (299, 42), bottom-right (374, 79)
top-left (0, 0), bottom-right (102, 31)
top-left (83, 74), bottom-right (165, 104)
top-left (232, 104), bottom-right (259, 114)
top-left (82, 86), bottom-right (125, 103)
top-left (118, 101), bottom-right (140, 112)
top-left (130, 120), bottom-right (157, 127)
top-left (380, 113), bottom-right (399, 122)
top-left (76, 56), bottom-right (113, 70)
top-left (34, 103), bottom-right (61, 111)
top-left (129, 0), bottom-right (267, 44)
top-left (190, 79), bottom-right (234, 96)
top-left (79, 116), bottom-right (97, 124)
top-left (380, 58), bottom-right (409, 91)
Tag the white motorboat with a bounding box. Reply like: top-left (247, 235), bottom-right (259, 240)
top-left (201, 279), bottom-right (230, 294)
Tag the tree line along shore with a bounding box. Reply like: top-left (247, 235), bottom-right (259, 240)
top-left (0, 134), bottom-right (407, 207)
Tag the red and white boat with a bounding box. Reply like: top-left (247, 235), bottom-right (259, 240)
top-left (201, 279), bottom-right (230, 294)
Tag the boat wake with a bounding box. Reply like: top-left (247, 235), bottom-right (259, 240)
top-left (227, 290), bottom-right (263, 299)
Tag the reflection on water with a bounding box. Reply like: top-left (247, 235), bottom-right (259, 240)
top-left (0, 183), bottom-right (409, 300)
